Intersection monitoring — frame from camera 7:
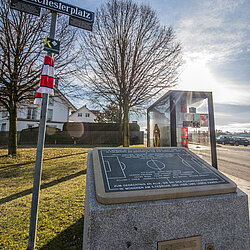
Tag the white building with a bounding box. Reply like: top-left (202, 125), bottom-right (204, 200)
top-left (0, 89), bottom-right (76, 131)
top-left (69, 105), bottom-right (99, 123)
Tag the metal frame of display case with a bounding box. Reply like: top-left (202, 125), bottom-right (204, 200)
top-left (147, 90), bottom-right (218, 169)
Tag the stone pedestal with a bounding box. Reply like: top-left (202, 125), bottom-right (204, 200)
top-left (83, 151), bottom-right (250, 250)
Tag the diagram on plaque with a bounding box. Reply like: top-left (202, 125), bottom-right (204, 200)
top-left (103, 156), bottom-right (126, 179)
top-left (98, 148), bottom-right (229, 193)
top-left (147, 159), bottom-right (166, 170)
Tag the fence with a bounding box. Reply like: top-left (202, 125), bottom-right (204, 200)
top-left (0, 122), bottom-right (144, 146)
top-left (19, 130), bottom-right (143, 145)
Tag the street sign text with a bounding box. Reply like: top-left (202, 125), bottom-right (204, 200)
top-left (22, 0), bottom-right (94, 22)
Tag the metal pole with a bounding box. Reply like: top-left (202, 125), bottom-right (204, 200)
top-left (208, 93), bottom-right (218, 169)
top-left (28, 11), bottom-right (57, 250)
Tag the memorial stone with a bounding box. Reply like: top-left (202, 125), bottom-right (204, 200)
top-left (83, 148), bottom-right (249, 250)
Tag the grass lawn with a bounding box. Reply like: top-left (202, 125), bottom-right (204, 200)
top-left (0, 146), bottom-right (91, 249)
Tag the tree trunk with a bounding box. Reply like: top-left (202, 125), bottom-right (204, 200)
top-left (118, 104), bottom-right (123, 145)
top-left (8, 103), bottom-right (17, 155)
top-left (123, 99), bottom-right (130, 147)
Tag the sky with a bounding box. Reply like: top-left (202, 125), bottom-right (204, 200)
top-left (64, 0), bottom-right (250, 132)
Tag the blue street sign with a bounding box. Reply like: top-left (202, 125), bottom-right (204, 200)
top-left (10, 0), bottom-right (41, 16)
top-left (22, 0), bottom-right (94, 23)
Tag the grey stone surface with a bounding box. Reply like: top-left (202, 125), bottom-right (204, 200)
top-left (83, 151), bottom-right (250, 250)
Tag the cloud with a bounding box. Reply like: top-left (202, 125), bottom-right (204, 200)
top-left (214, 103), bottom-right (250, 129)
top-left (216, 123), bottom-right (250, 132)
top-left (176, 0), bottom-right (250, 62)
top-left (173, 0), bottom-right (250, 108)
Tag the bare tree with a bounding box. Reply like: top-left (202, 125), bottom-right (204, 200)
top-left (79, 0), bottom-right (182, 147)
top-left (0, 0), bottom-right (80, 155)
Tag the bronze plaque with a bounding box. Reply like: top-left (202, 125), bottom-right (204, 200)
top-left (92, 147), bottom-right (237, 204)
top-left (158, 236), bottom-right (202, 250)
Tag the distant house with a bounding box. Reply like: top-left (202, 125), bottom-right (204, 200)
top-left (0, 88), bottom-right (76, 132)
top-left (69, 105), bottom-right (100, 123)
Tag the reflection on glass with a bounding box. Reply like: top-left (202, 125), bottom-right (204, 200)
top-left (148, 91), bottom-right (213, 165)
top-left (148, 96), bottom-right (171, 147)
top-left (175, 93), bottom-right (211, 164)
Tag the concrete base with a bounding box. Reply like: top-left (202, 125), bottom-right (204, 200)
top-left (83, 151), bottom-right (250, 250)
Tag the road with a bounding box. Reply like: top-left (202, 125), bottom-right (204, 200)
top-left (190, 144), bottom-right (250, 181)
top-left (216, 145), bottom-right (250, 181)
top-left (190, 144), bottom-right (250, 216)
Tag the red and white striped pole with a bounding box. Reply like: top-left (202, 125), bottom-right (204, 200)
top-left (37, 55), bottom-right (55, 95)
top-left (34, 55), bottom-right (55, 105)
top-left (34, 91), bottom-right (43, 105)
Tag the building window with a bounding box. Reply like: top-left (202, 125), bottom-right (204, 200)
top-left (78, 113), bottom-right (82, 117)
top-left (27, 108), bottom-right (37, 120)
top-left (1, 123), bottom-right (6, 131)
top-left (47, 109), bottom-right (53, 121)
top-left (49, 97), bottom-right (54, 106)
top-left (85, 113), bottom-right (90, 117)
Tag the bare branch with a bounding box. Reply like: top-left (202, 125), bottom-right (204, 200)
top-left (77, 0), bottom-right (182, 146)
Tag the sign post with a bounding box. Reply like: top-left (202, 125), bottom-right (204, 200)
top-left (27, 11), bottom-right (57, 250)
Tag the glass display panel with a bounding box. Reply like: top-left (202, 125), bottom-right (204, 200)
top-left (175, 92), bottom-right (211, 164)
top-left (148, 91), bottom-right (216, 167)
top-left (148, 96), bottom-right (171, 147)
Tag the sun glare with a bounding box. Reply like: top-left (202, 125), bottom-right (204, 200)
top-left (177, 52), bottom-right (243, 105)
top-left (178, 53), bottom-right (213, 90)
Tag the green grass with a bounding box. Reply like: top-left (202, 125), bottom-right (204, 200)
top-left (0, 144), bottom-right (146, 249)
top-left (0, 147), bottom-right (90, 249)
